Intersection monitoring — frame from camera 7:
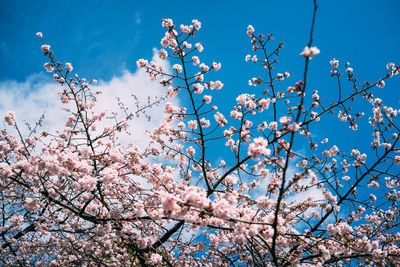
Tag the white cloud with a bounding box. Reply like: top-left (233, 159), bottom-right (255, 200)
top-left (0, 50), bottom-right (176, 149)
top-left (0, 73), bottom-right (63, 133)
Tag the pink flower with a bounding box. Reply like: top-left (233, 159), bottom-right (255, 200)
top-left (394, 155), bottom-right (400, 165)
top-left (10, 215), bottom-right (24, 226)
top-left (167, 86), bottom-right (177, 98)
top-left (162, 18), bottom-right (174, 28)
top-left (180, 24), bottom-right (191, 34)
top-left (192, 19), bottom-right (202, 31)
top-left (211, 62), bottom-right (221, 71)
top-left (193, 83), bottom-right (204, 94)
top-left (225, 174), bottom-right (238, 185)
top-left (65, 62), bottom-right (73, 72)
top-left (195, 43), bottom-right (204, 52)
top-left (330, 58), bottom-right (339, 67)
top-left (25, 198), bottom-right (39, 212)
top-left (256, 196), bottom-right (273, 209)
top-left (148, 253), bottom-right (163, 265)
top-left (268, 121), bottom-right (278, 130)
top-left (214, 112), bottom-right (227, 126)
top-left (177, 122), bottom-right (185, 129)
top-left (4, 111), bottom-right (15, 125)
top-left (136, 59), bottom-right (148, 68)
top-left (199, 63), bottom-right (209, 72)
top-left (215, 80), bottom-right (223, 90)
top-left (245, 100), bottom-right (256, 110)
top-left (161, 36), bottom-right (169, 47)
top-left (345, 67), bottom-right (353, 72)
top-left (230, 110), bottom-right (242, 120)
top-left (279, 116), bottom-right (292, 125)
top-left (195, 72), bottom-right (204, 81)
top-left (192, 56), bottom-right (200, 65)
top-left (162, 194), bottom-right (180, 212)
top-left (101, 167), bottom-right (118, 184)
top-left (188, 120), bottom-right (198, 130)
top-left (36, 32), bottom-right (43, 38)
top-left (79, 175), bottom-right (97, 191)
top-left (165, 102), bottom-right (179, 114)
top-left (159, 49), bottom-right (168, 59)
top-left (247, 25), bottom-right (255, 36)
top-left (387, 62), bottom-right (395, 69)
top-left (248, 137), bottom-right (270, 160)
top-left (184, 186), bottom-right (210, 208)
top-left (202, 95), bottom-right (212, 104)
top-left (213, 198), bottom-right (234, 219)
top-left (286, 123), bottom-right (300, 132)
top-left (236, 94), bottom-right (247, 105)
top-left (276, 73), bottom-right (284, 81)
top-left (173, 64), bottom-right (183, 73)
top-left (200, 118), bottom-right (210, 128)
top-left (342, 176), bottom-right (350, 181)
top-left (300, 46), bottom-right (320, 59)
top-left (259, 98), bottom-right (270, 110)
top-left (41, 44), bottom-right (51, 54)
top-left (187, 146), bottom-right (195, 155)
top-left (257, 169), bottom-right (268, 179)
top-left (44, 62), bottom-right (54, 72)
top-left (312, 211), bottom-right (319, 218)
top-left (183, 41), bottom-right (192, 49)
top-left (50, 260), bottom-right (59, 267)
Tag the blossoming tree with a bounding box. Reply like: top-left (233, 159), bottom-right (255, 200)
top-left (1, 1), bottom-right (400, 266)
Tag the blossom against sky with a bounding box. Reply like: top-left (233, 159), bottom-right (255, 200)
top-left (1, 0), bottom-right (400, 157)
top-left (1, 2), bottom-right (400, 264)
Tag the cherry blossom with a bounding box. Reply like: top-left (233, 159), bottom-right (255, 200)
top-left (1, 3), bottom-right (400, 266)
top-left (300, 46), bottom-right (320, 59)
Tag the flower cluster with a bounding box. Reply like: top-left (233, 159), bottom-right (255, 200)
top-left (1, 7), bottom-right (400, 266)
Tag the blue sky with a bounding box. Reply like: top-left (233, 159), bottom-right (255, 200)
top-left (1, 0), bottom-right (399, 82)
top-left (1, 0), bottom-right (399, 163)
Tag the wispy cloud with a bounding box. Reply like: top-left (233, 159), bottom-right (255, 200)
top-left (135, 11), bottom-right (141, 25)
